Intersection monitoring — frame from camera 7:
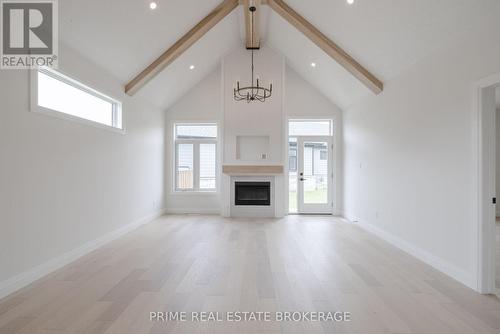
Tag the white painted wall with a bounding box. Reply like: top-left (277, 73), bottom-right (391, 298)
top-left (223, 46), bottom-right (284, 166)
top-left (0, 45), bottom-right (166, 296)
top-left (343, 26), bottom-right (500, 289)
top-left (164, 69), bottom-right (222, 214)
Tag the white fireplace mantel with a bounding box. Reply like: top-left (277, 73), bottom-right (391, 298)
top-left (222, 165), bottom-right (284, 175)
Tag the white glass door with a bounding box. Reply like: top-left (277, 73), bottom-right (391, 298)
top-left (296, 136), bottom-right (333, 214)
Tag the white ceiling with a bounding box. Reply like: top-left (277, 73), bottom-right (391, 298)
top-left (59, 0), bottom-right (500, 111)
top-left (267, 10), bottom-right (371, 110)
top-left (136, 12), bottom-right (240, 109)
top-left (268, 0), bottom-right (500, 109)
top-left (60, 0), bottom-right (239, 110)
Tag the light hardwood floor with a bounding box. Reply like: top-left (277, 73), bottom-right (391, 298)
top-left (1, 215), bottom-right (500, 334)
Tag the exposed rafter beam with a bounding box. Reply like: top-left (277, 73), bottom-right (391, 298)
top-left (244, 0), bottom-right (261, 49)
top-left (268, 0), bottom-right (383, 94)
top-left (125, 0), bottom-right (239, 95)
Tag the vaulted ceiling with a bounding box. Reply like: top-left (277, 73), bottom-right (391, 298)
top-left (60, 0), bottom-right (500, 111)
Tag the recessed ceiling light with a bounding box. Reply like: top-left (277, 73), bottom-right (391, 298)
top-left (347, 0), bottom-right (354, 5)
top-left (310, 62), bottom-right (317, 68)
top-left (189, 65), bottom-right (195, 70)
top-left (149, 2), bottom-right (157, 10)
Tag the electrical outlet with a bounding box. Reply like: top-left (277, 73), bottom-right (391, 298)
top-left (261, 153), bottom-right (267, 160)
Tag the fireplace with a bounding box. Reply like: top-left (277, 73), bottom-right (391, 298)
top-left (235, 182), bottom-right (271, 206)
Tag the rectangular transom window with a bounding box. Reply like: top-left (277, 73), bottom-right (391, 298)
top-left (33, 68), bottom-right (122, 130)
top-left (174, 123), bottom-right (218, 192)
top-left (289, 120), bottom-right (332, 136)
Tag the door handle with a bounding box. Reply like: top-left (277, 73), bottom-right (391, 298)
top-left (300, 178), bottom-right (307, 181)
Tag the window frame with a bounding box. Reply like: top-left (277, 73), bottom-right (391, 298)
top-left (30, 67), bottom-right (124, 134)
top-left (173, 122), bottom-right (219, 194)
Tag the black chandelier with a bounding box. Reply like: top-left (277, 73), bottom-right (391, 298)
top-left (234, 6), bottom-right (272, 103)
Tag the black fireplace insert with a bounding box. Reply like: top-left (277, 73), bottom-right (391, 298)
top-left (235, 182), bottom-right (271, 206)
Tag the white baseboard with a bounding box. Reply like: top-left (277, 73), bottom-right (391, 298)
top-left (0, 209), bottom-right (166, 301)
top-left (344, 213), bottom-right (476, 290)
top-left (165, 207), bottom-right (220, 215)
top-left (343, 212), bottom-right (360, 222)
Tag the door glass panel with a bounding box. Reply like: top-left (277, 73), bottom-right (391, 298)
top-left (288, 138), bottom-right (298, 213)
top-left (303, 141), bottom-right (328, 204)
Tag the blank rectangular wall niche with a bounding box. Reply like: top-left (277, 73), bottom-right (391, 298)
top-left (236, 135), bottom-right (270, 161)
